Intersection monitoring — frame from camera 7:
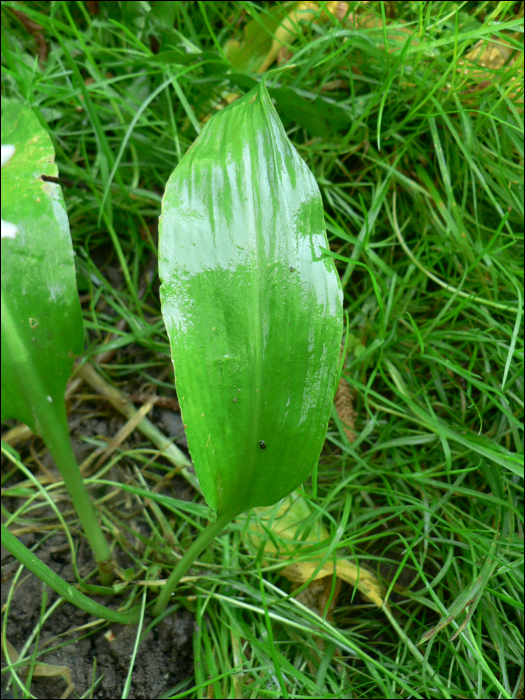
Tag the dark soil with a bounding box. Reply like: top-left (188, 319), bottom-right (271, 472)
top-left (2, 386), bottom-right (197, 698)
top-left (1, 531), bottom-right (195, 700)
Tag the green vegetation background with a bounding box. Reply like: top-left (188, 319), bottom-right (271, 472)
top-left (1, 2), bottom-right (523, 698)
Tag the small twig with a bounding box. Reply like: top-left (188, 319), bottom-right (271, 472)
top-left (80, 397), bottom-right (157, 475)
top-left (78, 363), bottom-right (199, 493)
top-left (126, 393), bottom-right (179, 410)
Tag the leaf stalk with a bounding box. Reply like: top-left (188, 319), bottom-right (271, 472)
top-left (1, 524), bottom-right (139, 624)
top-left (153, 510), bottom-right (234, 617)
top-left (38, 406), bottom-right (114, 585)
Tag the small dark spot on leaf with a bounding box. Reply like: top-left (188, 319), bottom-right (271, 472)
top-left (259, 441), bottom-right (266, 449)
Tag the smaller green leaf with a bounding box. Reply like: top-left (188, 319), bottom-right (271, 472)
top-left (1, 105), bottom-right (113, 580)
top-left (1, 105), bottom-right (84, 430)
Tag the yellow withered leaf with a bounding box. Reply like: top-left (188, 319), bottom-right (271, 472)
top-left (240, 491), bottom-right (384, 608)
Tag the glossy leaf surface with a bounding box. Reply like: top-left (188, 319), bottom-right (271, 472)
top-left (159, 81), bottom-right (343, 520)
top-left (1, 105), bottom-right (84, 431)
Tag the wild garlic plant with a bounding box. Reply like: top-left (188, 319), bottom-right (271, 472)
top-left (153, 77), bottom-right (342, 615)
top-left (1, 78), bottom-right (342, 622)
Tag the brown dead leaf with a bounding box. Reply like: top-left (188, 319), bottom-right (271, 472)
top-left (10, 8), bottom-right (48, 65)
top-left (459, 35), bottom-right (522, 108)
top-left (335, 377), bottom-right (357, 443)
top-left (465, 36), bottom-right (517, 69)
top-left (86, 1), bottom-right (99, 16)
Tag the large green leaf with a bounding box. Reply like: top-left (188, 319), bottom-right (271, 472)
top-left (159, 80), bottom-right (343, 521)
top-left (1, 104), bottom-right (84, 429)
